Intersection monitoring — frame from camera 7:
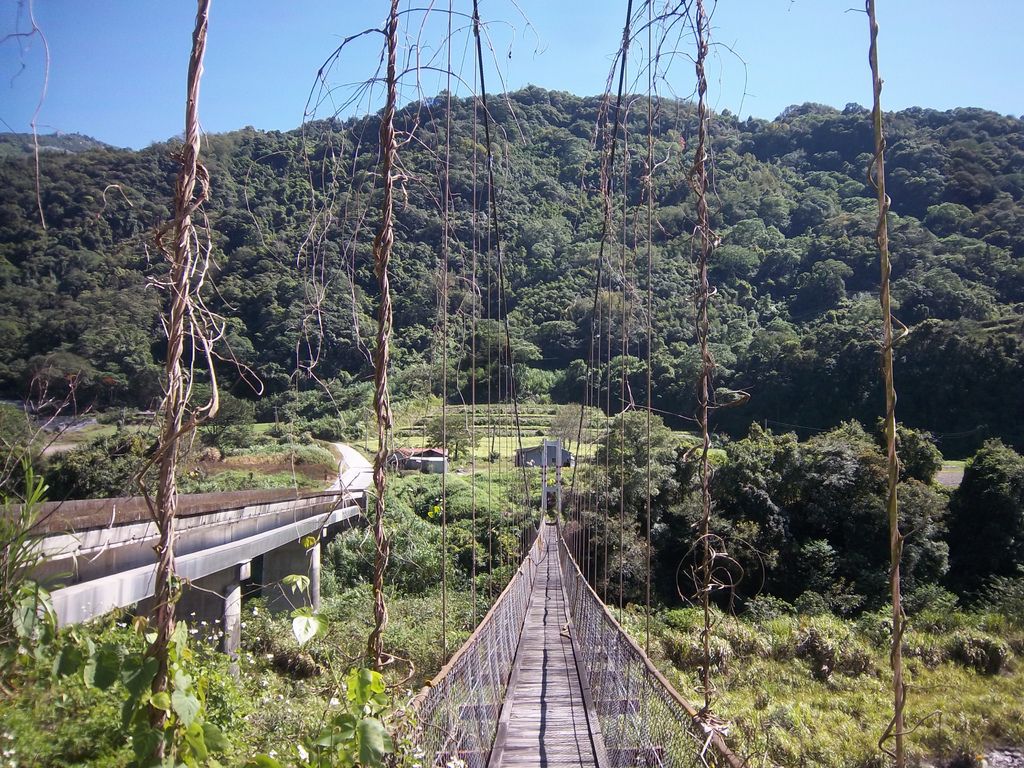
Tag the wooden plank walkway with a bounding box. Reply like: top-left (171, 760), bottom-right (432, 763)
top-left (491, 524), bottom-right (601, 768)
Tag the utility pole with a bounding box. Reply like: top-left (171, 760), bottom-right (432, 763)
top-left (540, 439), bottom-right (548, 517)
top-left (555, 438), bottom-right (563, 518)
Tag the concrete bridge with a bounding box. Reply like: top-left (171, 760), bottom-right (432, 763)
top-left (31, 444), bottom-right (372, 655)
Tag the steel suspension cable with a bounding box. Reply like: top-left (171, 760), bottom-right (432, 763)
top-left (470, 61), bottom-right (481, 624)
top-left (645, 0), bottom-right (654, 655)
top-left (471, 0), bottom-right (532, 533)
top-left (603, 263), bottom-right (613, 601)
top-left (439, 1), bottom-right (453, 661)
top-left (618, 107), bottom-right (630, 618)
top-left (568, 0), bottom-right (636, 536)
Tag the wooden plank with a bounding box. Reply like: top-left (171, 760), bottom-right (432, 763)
top-left (492, 525), bottom-right (603, 768)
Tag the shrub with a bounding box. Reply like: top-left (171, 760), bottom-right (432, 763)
top-left (794, 618), bottom-right (873, 679)
top-left (982, 567), bottom-right (1024, 626)
top-left (305, 416), bottom-right (352, 442)
top-left (665, 630), bottom-right (733, 674)
top-left (903, 629), bottom-right (949, 668)
top-left (904, 583), bottom-right (959, 615)
top-left (793, 590), bottom-right (830, 616)
top-left (743, 594), bottom-right (795, 622)
top-left (947, 631), bottom-right (1012, 674)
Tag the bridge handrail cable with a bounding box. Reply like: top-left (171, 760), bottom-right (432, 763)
top-left (410, 523), bottom-right (542, 767)
top-left (557, 521), bottom-right (744, 768)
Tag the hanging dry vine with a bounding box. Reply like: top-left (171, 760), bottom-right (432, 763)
top-left (867, 2), bottom-right (908, 765)
top-left (366, 0), bottom-right (400, 669)
top-left (142, 0), bottom-right (216, 750)
top-left (689, 0), bottom-right (721, 717)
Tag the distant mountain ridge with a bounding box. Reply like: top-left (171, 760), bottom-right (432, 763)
top-left (0, 88), bottom-right (1021, 452)
top-left (0, 131), bottom-right (114, 159)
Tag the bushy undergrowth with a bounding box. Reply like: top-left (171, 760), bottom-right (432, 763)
top-left (179, 468), bottom-right (324, 494)
top-left (0, 616), bottom-right (251, 768)
top-left (629, 605), bottom-right (1024, 768)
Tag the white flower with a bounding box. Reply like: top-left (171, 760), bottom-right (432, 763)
top-left (297, 744), bottom-right (309, 761)
top-left (329, 697), bottom-right (340, 707)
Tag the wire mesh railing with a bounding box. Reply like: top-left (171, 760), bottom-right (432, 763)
top-left (557, 524), bottom-right (744, 768)
top-left (410, 524), bottom-right (542, 768)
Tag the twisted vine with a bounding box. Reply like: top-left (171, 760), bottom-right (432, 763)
top-left (367, 0), bottom-right (400, 669)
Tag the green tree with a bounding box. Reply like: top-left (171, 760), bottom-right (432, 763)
top-left (200, 391), bottom-right (255, 452)
top-left (425, 413), bottom-right (478, 461)
top-left (947, 439), bottom-right (1024, 594)
top-left (45, 432), bottom-right (153, 500)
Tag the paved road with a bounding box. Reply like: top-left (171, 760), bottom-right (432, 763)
top-left (328, 442), bottom-right (373, 495)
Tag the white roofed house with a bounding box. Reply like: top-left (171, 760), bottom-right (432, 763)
top-left (514, 443), bottom-right (574, 468)
top-left (387, 447), bottom-right (449, 474)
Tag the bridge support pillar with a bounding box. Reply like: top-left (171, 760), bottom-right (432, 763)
top-left (262, 536), bottom-right (321, 613)
top-left (163, 560), bottom-right (249, 657)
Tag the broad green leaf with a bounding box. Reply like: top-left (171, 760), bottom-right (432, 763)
top-left (300, 535), bottom-right (318, 550)
top-left (150, 691), bottom-right (172, 712)
top-left (130, 725), bottom-right (161, 764)
top-left (171, 689), bottom-right (201, 727)
top-left (84, 643), bottom-right (122, 689)
top-left (202, 722), bottom-right (230, 753)
top-left (291, 612), bottom-right (325, 646)
top-left (243, 757), bottom-right (283, 768)
top-left (316, 713), bottom-right (358, 747)
top-left (357, 718), bottom-right (394, 767)
top-left (122, 655), bottom-right (159, 697)
top-left (52, 643), bottom-right (85, 678)
top-left (13, 595), bottom-right (39, 640)
top-left (173, 669), bottom-right (192, 691)
top-left (184, 721), bottom-right (209, 761)
top-left (346, 667), bottom-right (385, 707)
top-left (282, 574), bottom-right (310, 595)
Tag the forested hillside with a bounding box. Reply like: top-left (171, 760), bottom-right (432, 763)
top-left (1, 88), bottom-right (1022, 453)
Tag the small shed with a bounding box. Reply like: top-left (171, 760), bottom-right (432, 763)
top-left (388, 447), bottom-right (449, 474)
top-left (514, 443), bottom-right (574, 468)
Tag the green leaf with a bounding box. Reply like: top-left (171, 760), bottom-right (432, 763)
top-left (243, 756), bottom-right (283, 768)
top-left (202, 722), bottom-right (230, 753)
top-left (357, 718), bottom-right (394, 767)
top-left (150, 691), bottom-right (172, 712)
top-left (122, 655), bottom-right (159, 697)
top-left (291, 611), bottom-right (326, 646)
top-left (316, 713), bottom-right (358, 747)
top-left (171, 689), bottom-right (201, 728)
top-left (346, 667), bottom-right (385, 708)
top-left (183, 721), bottom-right (209, 761)
top-left (13, 593), bottom-right (40, 640)
top-left (282, 574), bottom-right (310, 595)
top-left (130, 725), bottom-right (162, 765)
top-left (52, 643), bottom-right (85, 678)
top-left (173, 669), bottom-right (192, 692)
top-left (84, 643), bottom-right (122, 689)
top-left (300, 534), bottom-right (318, 550)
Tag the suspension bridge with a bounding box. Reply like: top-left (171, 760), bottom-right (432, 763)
top-left (413, 519), bottom-right (742, 768)
top-left (20, 0), bottom-right (910, 764)
top-left (34, 443), bottom-right (740, 766)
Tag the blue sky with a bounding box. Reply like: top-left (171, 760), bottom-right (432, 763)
top-left (2, 1), bottom-right (1021, 149)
